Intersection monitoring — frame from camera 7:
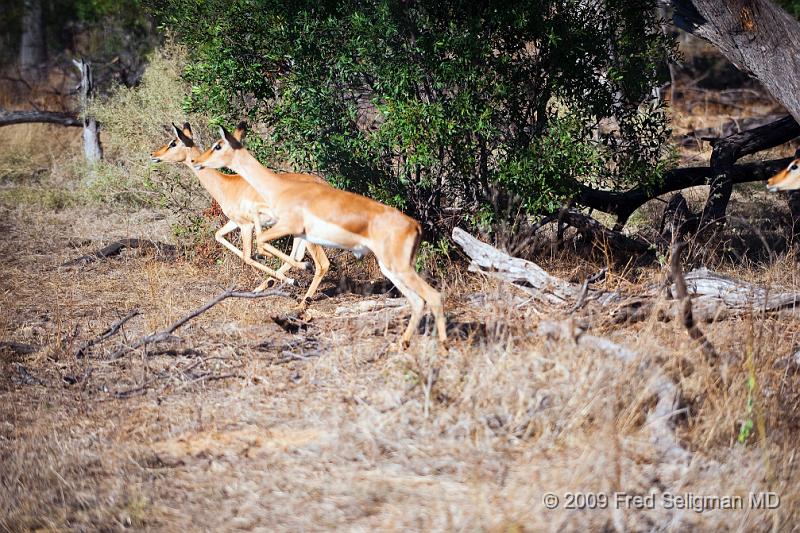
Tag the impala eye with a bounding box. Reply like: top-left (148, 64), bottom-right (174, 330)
top-left (792, 164), bottom-right (798, 171)
top-left (214, 143), bottom-right (222, 151)
top-left (169, 141), bottom-right (177, 148)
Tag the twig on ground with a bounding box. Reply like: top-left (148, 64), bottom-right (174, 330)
top-left (62, 238), bottom-right (178, 267)
top-left (109, 287), bottom-right (290, 359)
top-left (670, 243), bottom-right (719, 361)
top-left (568, 268), bottom-right (607, 315)
top-left (75, 309), bottom-right (140, 357)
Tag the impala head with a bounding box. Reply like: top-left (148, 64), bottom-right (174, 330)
top-left (767, 158), bottom-right (800, 192)
top-left (192, 122), bottom-right (247, 170)
top-left (150, 122), bottom-right (195, 163)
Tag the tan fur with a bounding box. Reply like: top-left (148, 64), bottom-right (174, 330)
top-left (150, 125), bottom-right (331, 299)
top-left (767, 159), bottom-right (800, 192)
top-left (193, 126), bottom-right (447, 349)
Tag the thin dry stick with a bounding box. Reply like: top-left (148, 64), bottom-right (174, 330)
top-left (75, 308), bottom-right (141, 357)
top-left (568, 268), bottom-right (607, 315)
top-left (670, 243), bottom-right (719, 361)
top-left (109, 287), bottom-right (289, 359)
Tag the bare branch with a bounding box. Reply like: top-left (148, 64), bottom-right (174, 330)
top-left (109, 287), bottom-right (290, 359)
top-left (669, 243), bottom-right (718, 361)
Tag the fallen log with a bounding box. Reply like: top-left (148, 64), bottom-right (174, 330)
top-left (62, 238), bottom-right (179, 266)
top-left (0, 108), bottom-right (81, 127)
top-left (453, 227), bottom-right (800, 323)
top-left (452, 227), bottom-right (580, 305)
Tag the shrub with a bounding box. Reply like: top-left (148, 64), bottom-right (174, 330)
top-left (150, 0), bottom-right (674, 239)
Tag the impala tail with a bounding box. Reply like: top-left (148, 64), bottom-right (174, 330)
top-left (767, 158), bottom-right (800, 192)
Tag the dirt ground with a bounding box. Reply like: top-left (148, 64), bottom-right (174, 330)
top-left (3, 180), bottom-right (800, 531)
top-left (3, 42), bottom-right (800, 532)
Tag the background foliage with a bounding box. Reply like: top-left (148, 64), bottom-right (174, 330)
top-left (149, 0), bottom-right (674, 237)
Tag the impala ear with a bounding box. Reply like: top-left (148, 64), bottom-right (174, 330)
top-left (221, 126), bottom-right (242, 150)
top-left (183, 122), bottom-right (192, 135)
top-left (173, 122), bottom-right (194, 147)
top-left (233, 121), bottom-right (247, 142)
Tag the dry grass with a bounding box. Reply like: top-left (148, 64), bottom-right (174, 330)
top-left (3, 38), bottom-right (800, 532)
top-left (2, 190), bottom-right (800, 531)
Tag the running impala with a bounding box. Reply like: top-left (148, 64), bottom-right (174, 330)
top-left (193, 123), bottom-right (447, 349)
top-left (150, 122), bottom-right (330, 298)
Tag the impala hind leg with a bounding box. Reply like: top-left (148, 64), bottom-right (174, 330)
top-left (378, 263), bottom-right (425, 349)
top-left (395, 270), bottom-right (448, 349)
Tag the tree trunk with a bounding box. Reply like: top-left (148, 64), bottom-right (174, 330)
top-left (19, 0), bottom-right (46, 80)
top-left (671, 1), bottom-right (800, 229)
top-left (672, 0), bottom-right (800, 123)
top-left (73, 59), bottom-right (103, 166)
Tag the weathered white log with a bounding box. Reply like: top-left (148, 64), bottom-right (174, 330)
top-left (452, 227), bottom-right (580, 305)
top-left (453, 227), bottom-right (800, 321)
top-left (680, 268), bottom-right (800, 313)
top-left (334, 298), bottom-right (408, 316)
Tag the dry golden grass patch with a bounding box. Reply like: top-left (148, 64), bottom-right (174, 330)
top-left (2, 193), bottom-right (800, 531)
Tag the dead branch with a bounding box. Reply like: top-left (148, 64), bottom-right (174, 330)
top-left (109, 288), bottom-right (290, 359)
top-left (670, 244), bottom-right (719, 361)
top-left (0, 107), bottom-right (81, 127)
top-left (567, 268), bottom-right (607, 315)
top-left (62, 238), bottom-right (178, 266)
top-left (75, 309), bottom-right (140, 357)
top-left (576, 157), bottom-right (793, 229)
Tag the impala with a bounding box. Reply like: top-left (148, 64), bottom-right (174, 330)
top-left (767, 157), bottom-right (800, 192)
top-left (150, 122), bottom-right (330, 298)
top-left (193, 123), bottom-right (447, 348)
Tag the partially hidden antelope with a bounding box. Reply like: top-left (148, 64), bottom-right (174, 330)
top-left (193, 122), bottom-right (448, 349)
top-left (767, 156), bottom-right (800, 192)
top-left (150, 122), bottom-right (330, 298)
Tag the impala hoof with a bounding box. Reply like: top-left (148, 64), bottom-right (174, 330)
top-left (253, 278), bottom-right (277, 292)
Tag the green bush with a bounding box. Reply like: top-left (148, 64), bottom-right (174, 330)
top-left (150, 0), bottom-right (674, 238)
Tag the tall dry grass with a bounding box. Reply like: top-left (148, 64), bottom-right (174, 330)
top-left (88, 41), bottom-right (212, 215)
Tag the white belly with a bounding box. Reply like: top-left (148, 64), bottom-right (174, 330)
top-left (301, 214), bottom-right (371, 259)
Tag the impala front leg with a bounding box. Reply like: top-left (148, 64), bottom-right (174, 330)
top-left (238, 222), bottom-right (296, 287)
top-left (252, 206), bottom-right (309, 272)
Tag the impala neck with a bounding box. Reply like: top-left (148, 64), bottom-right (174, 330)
top-left (186, 146), bottom-right (234, 202)
top-left (229, 148), bottom-right (285, 204)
